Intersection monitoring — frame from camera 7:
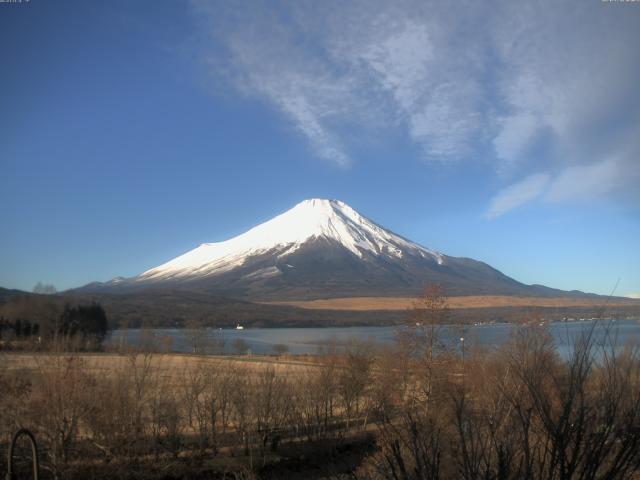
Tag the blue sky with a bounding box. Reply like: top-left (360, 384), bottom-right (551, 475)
top-left (1, 0), bottom-right (639, 297)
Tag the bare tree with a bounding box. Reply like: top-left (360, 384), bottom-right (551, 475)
top-left (403, 284), bottom-right (449, 411)
top-left (185, 319), bottom-right (205, 354)
top-left (25, 354), bottom-right (90, 478)
top-left (233, 338), bottom-right (250, 355)
top-left (338, 341), bottom-right (373, 430)
top-left (229, 366), bottom-right (252, 456)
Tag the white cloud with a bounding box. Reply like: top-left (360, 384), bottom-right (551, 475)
top-left (192, 0), bottom-right (356, 166)
top-left (189, 0), bottom-right (640, 210)
top-left (627, 293), bottom-right (640, 299)
top-left (546, 158), bottom-right (622, 203)
top-left (490, 2), bottom-right (640, 174)
top-left (487, 152), bottom-right (636, 217)
top-left (340, 15), bottom-right (484, 160)
top-left (354, 20), bottom-right (434, 112)
top-left (492, 113), bottom-right (541, 169)
top-left (486, 173), bottom-right (550, 219)
top-left (190, 0), bottom-right (487, 164)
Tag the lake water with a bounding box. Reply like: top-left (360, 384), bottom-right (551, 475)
top-left (106, 319), bottom-right (640, 358)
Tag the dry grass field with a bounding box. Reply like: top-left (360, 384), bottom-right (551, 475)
top-left (3, 330), bottom-right (640, 479)
top-left (265, 295), bottom-right (640, 311)
top-left (0, 351), bottom-right (319, 379)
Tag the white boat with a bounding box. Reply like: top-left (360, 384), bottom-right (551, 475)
top-left (235, 324), bottom-right (244, 330)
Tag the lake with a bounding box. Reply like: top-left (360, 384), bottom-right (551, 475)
top-left (106, 318), bottom-right (640, 358)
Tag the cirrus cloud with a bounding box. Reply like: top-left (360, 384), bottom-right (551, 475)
top-left (486, 173), bottom-right (551, 219)
top-left (190, 0), bottom-right (640, 211)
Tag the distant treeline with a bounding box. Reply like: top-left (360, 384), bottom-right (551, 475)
top-left (1, 289), bottom-right (639, 334)
top-left (0, 317), bottom-right (40, 337)
top-left (0, 295), bottom-right (108, 348)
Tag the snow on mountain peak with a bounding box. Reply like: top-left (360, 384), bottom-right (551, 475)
top-left (139, 199), bottom-right (443, 281)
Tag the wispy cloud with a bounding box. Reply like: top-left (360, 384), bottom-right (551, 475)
top-left (486, 173), bottom-right (550, 219)
top-left (486, 156), bottom-right (630, 218)
top-left (334, 11), bottom-right (485, 161)
top-left (190, 0), bottom-right (640, 208)
top-left (546, 158), bottom-right (623, 203)
top-left (190, 0), bottom-right (488, 164)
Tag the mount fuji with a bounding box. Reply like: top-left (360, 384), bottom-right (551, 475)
top-left (80, 199), bottom-right (573, 300)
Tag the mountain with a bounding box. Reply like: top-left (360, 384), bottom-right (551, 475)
top-left (0, 286), bottom-right (29, 305)
top-left (79, 199), bottom-right (585, 300)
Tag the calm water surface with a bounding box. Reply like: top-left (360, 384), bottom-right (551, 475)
top-left (106, 319), bottom-right (640, 358)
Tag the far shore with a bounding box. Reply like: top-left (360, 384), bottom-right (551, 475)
top-left (263, 295), bottom-right (640, 311)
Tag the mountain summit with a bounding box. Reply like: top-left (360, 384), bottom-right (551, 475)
top-left (84, 199), bottom-right (572, 300)
top-left (140, 198), bottom-right (443, 282)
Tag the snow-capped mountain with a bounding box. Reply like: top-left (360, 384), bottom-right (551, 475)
top-left (140, 199), bottom-right (443, 281)
top-left (80, 199), bottom-right (567, 300)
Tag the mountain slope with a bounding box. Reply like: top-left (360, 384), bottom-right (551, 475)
top-left (79, 199), bottom-right (586, 300)
top-left (139, 198), bottom-right (443, 282)
top-left (0, 286), bottom-right (29, 305)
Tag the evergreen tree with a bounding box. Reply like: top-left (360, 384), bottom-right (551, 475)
top-left (59, 302), bottom-right (108, 344)
top-left (23, 320), bottom-right (32, 337)
top-left (14, 318), bottom-right (22, 337)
